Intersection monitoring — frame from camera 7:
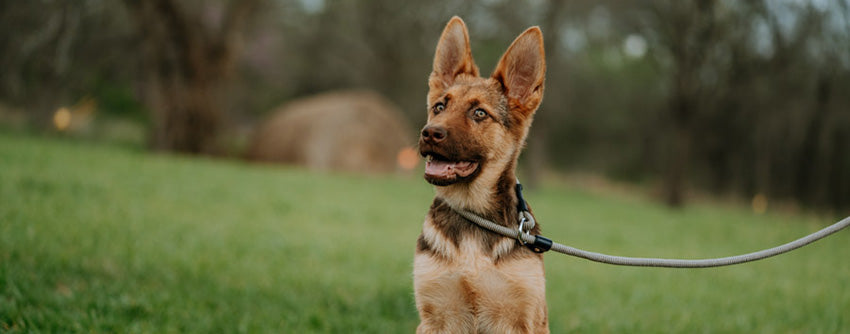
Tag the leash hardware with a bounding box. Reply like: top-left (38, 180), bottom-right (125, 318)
top-left (516, 216), bottom-right (530, 246)
top-left (528, 235), bottom-right (553, 253)
top-left (516, 215), bottom-right (553, 253)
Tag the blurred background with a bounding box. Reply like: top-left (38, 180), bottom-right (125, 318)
top-left (1, 0), bottom-right (849, 212)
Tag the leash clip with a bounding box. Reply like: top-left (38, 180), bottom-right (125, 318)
top-left (517, 216), bottom-right (530, 246)
top-left (516, 211), bottom-right (552, 253)
top-left (515, 180), bottom-right (552, 253)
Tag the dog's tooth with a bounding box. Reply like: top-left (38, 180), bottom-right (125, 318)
top-left (426, 155), bottom-right (433, 162)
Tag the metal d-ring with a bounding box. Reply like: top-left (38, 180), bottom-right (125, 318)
top-left (517, 216), bottom-right (530, 245)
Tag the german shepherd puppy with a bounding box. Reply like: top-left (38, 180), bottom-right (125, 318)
top-left (414, 16), bottom-right (548, 333)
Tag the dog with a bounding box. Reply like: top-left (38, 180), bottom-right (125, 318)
top-left (414, 16), bottom-right (548, 333)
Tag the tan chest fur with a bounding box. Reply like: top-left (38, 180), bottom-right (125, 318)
top-left (414, 217), bottom-right (548, 334)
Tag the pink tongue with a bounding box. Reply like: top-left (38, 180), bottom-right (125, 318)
top-left (425, 160), bottom-right (475, 178)
top-left (425, 160), bottom-right (454, 177)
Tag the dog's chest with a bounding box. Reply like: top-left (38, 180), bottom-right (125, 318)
top-left (413, 224), bottom-right (547, 332)
top-left (413, 196), bottom-right (548, 332)
top-left (443, 235), bottom-right (508, 275)
top-left (414, 233), bottom-right (518, 306)
top-left (414, 216), bottom-right (543, 296)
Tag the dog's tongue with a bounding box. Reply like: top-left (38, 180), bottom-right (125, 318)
top-left (425, 160), bottom-right (477, 178)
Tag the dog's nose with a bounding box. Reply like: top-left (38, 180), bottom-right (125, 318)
top-left (421, 126), bottom-right (447, 144)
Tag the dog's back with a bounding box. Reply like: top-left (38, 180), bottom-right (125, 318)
top-left (414, 16), bottom-right (549, 334)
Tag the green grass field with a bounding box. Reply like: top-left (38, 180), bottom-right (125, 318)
top-left (1, 132), bottom-right (848, 333)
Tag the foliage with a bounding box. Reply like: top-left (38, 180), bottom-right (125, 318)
top-left (0, 1), bottom-right (848, 204)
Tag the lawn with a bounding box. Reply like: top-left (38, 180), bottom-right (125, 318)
top-left (1, 132), bottom-right (848, 333)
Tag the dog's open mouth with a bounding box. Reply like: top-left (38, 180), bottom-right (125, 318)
top-left (423, 153), bottom-right (480, 185)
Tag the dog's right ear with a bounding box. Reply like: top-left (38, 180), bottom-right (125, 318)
top-left (430, 16), bottom-right (479, 92)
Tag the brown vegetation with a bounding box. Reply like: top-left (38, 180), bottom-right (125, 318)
top-left (247, 90), bottom-right (414, 174)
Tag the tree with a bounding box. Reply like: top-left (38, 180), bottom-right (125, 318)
top-left (124, 0), bottom-right (259, 153)
top-left (651, 0), bottom-right (718, 207)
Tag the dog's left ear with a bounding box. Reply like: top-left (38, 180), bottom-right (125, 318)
top-left (492, 27), bottom-right (546, 118)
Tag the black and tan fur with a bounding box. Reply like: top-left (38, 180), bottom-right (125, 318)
top-left (414, 16), bottom-right (548, 333)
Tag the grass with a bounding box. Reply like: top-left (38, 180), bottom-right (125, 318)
top-left (1, 131), bottom-right (848, 333)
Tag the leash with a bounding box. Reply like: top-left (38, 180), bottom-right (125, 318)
top-left (454, 182), bottom-right (850, 268)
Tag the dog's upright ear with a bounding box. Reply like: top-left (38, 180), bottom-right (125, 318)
top-left (430, 16), bottom-right (479, 92)
top-left (492, 27), bottom-right (546, 119)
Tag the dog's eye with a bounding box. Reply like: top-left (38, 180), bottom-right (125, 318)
top-left (473, 108), bottom-right (488, 119)
top-left (433, 103), bottom-right (445, 114)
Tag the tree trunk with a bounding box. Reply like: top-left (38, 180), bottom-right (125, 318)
top-left (658, 0), bottom-right (716, 208)
top-left (794, 74), bottom-right (831, 206)
top-left (524, 0), bottom-right (565, 190)
top-left (664, 97), bottom-right (693, 208)
top-left (125, 0), bottom-right (257, 154)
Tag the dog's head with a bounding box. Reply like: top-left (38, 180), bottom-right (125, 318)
top-left (419, 16), bottom-right (545, 187)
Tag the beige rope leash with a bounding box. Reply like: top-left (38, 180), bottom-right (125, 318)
top-left (454, 182), bottom-right (850, 268)
top-left (456, 209), bottom-right (850, 268)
